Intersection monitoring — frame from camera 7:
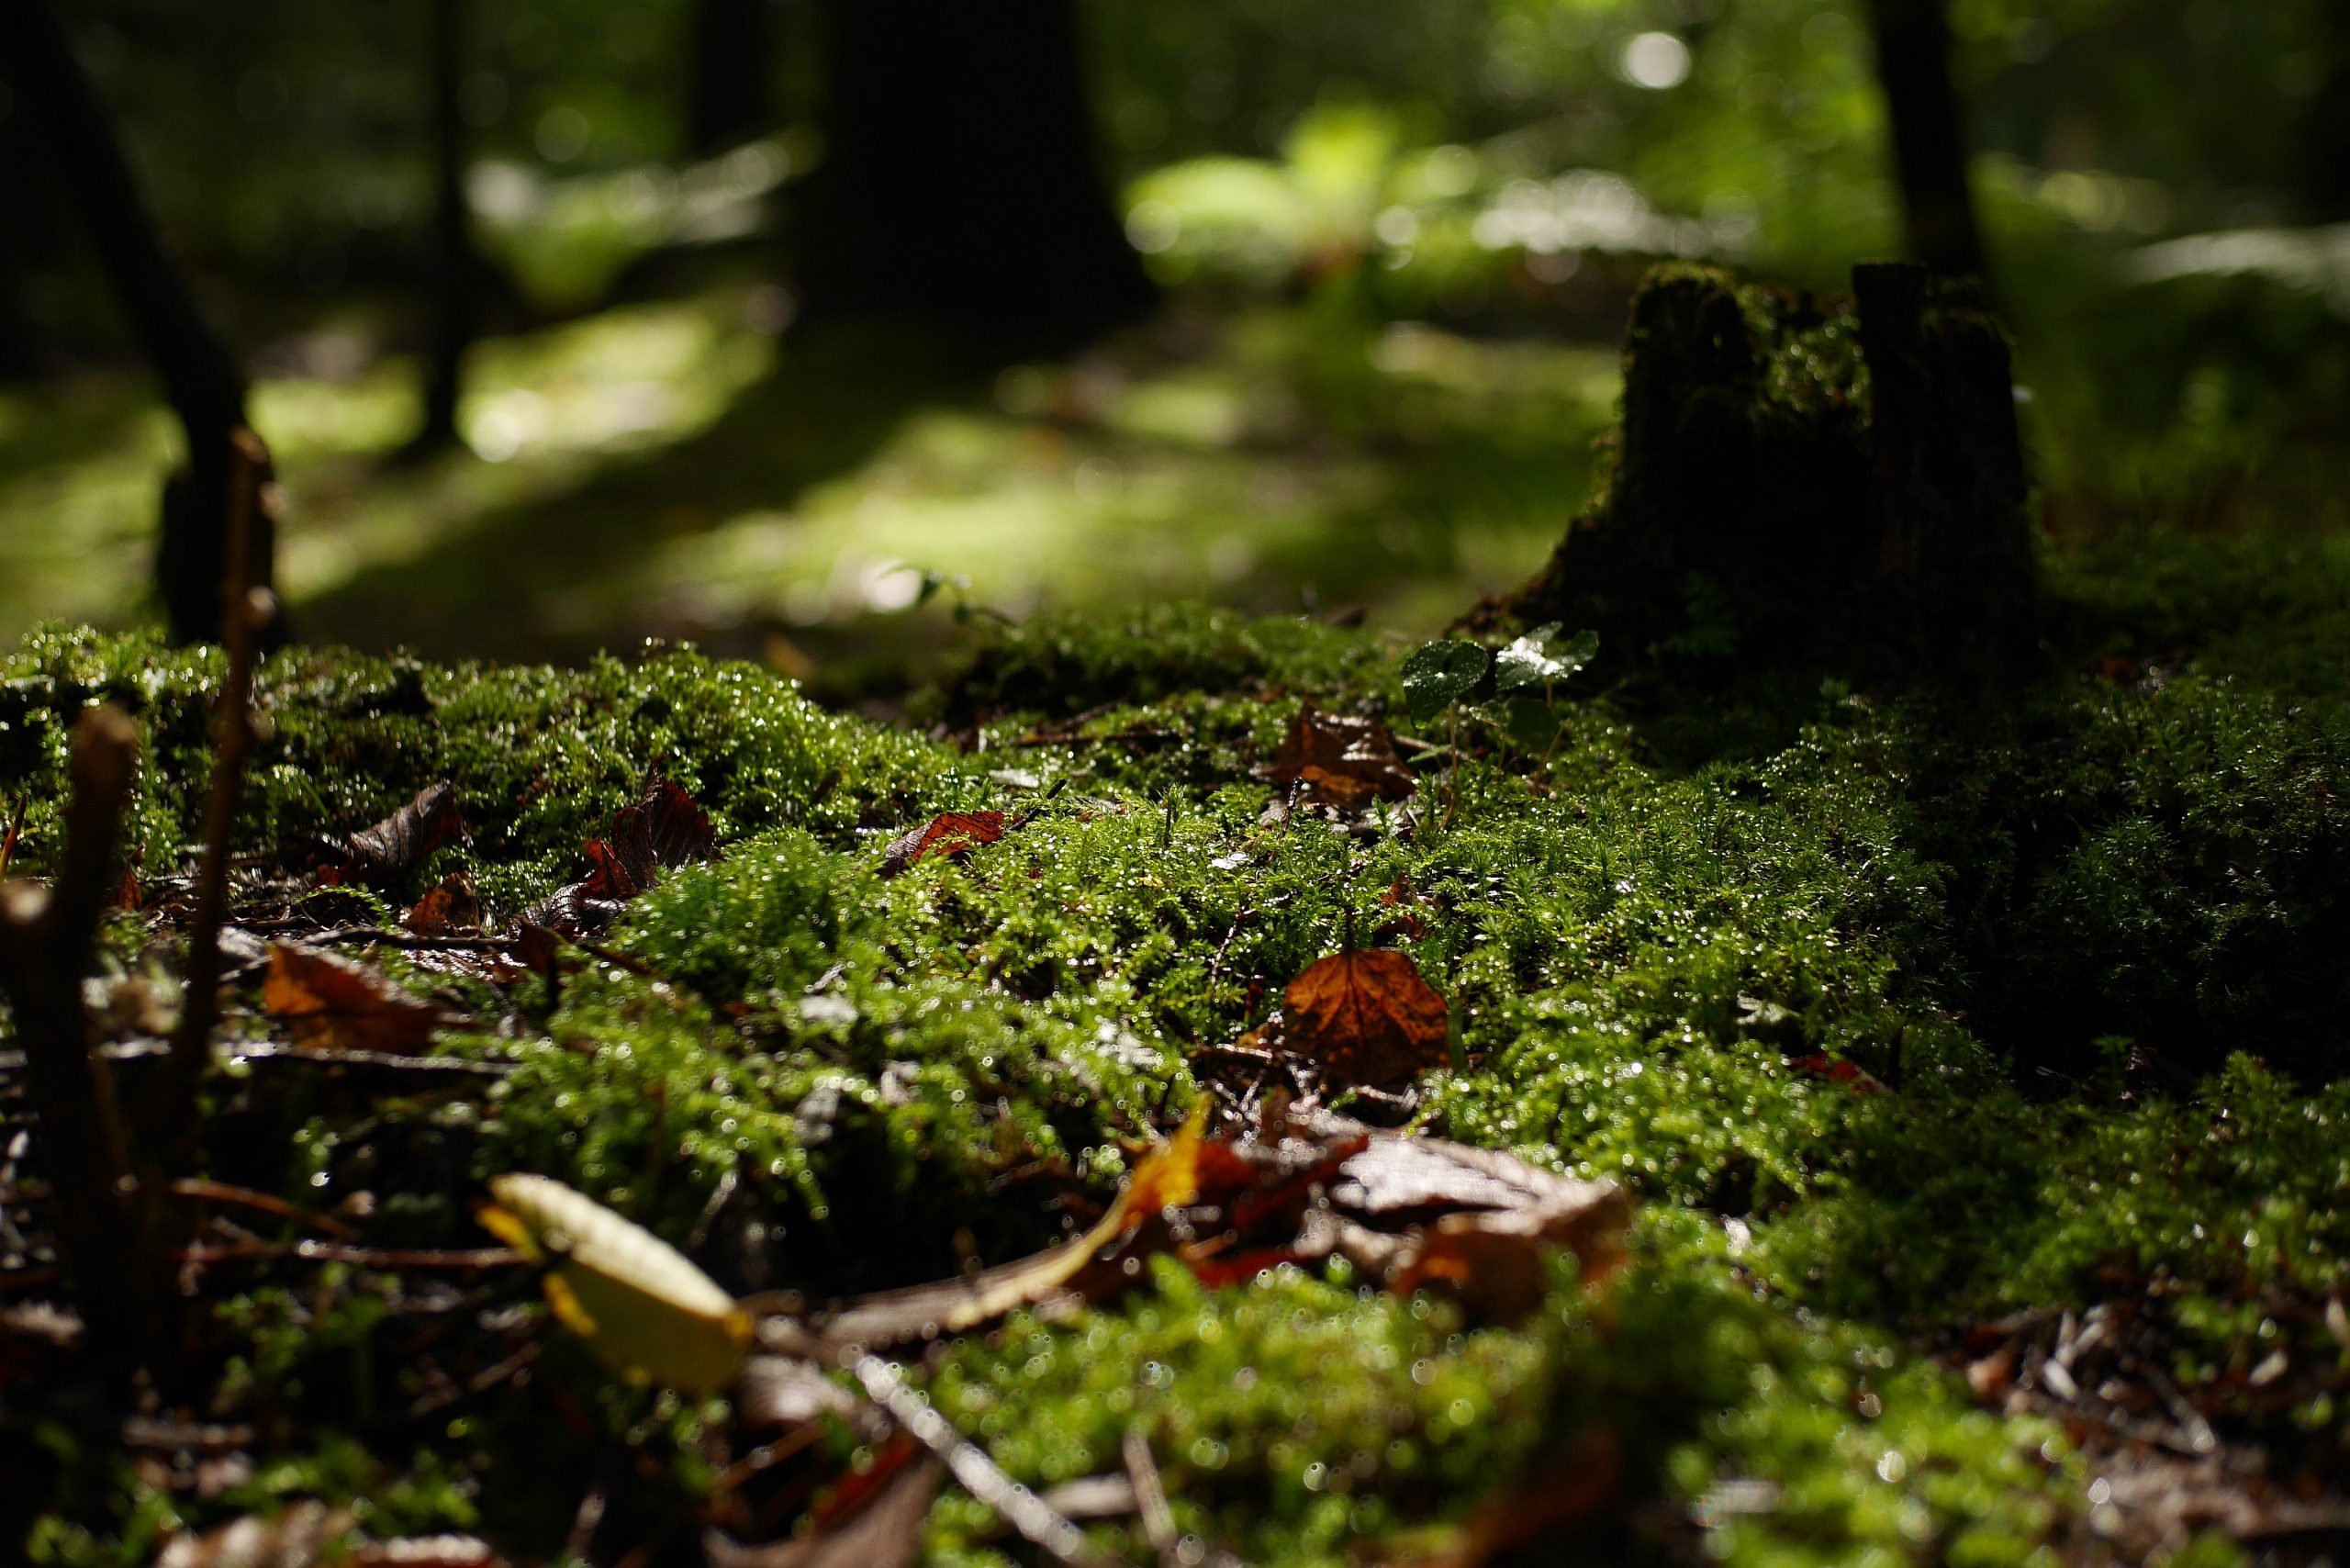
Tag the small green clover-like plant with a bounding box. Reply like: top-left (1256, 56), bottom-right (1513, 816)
top-left (1401, 625), bottom-right (1597, 725)
top-left (1494, 623), bottom-right (1598, 692)
top-left (1401, 626), bottom-right (1598, 808)
top-left (1400, 640), bottom-right (1490, 723)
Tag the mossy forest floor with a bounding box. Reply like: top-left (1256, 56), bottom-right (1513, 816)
top-left (3, 516), bottom-right (2349, 1567)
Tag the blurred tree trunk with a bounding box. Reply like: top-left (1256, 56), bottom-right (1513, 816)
top-left (801, 0), bottom-right (1154, 343)
top-left (0, 112), bottom-right (50, 377)
top-left (0, 203), bottom-right (38, 378)
top-left (1862, 0), bottom-right (1989, 282)
top-left (689, 0), bottom-right (771, 154)
top-left (0, 0), bottom-right (267, 643)
top-left (2300, 8), bottom-right (2350, 220)
top-left (411, 0), bottom-right (476, 454)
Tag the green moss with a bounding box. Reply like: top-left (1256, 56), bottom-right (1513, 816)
top-left (926, 600), bottom-right (1386, 722)
top-left (0, 625), bottom-right (956, 913)
top-left (6, 543), bottom-right (2344, 1562)
top-left (915, 1224), bottom-right (2092, 1568)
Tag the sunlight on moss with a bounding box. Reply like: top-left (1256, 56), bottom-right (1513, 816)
top-left (0, 299), bottom-right (1605, 659)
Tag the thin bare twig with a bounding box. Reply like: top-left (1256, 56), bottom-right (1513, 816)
top-left (1123, 1430), bottom-right (1180, 1568)
top-left (758, 1319), bottom-right (1107, 1568)
top-left (1204, 902), bottom-right (1250, 1002)
top-left (161, 426), bottom-right (272, 1162)
top-left (170, 1239), bottom-right (523, 1270)
top-left (841, 1350), bottom-right (1108, 1568)
top-left (171, 1177), bottom-right (359, 1239)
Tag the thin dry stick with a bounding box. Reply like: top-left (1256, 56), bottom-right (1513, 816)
top-left (841, 1350), bottom-right (1108, 1568)
top-left (170, 1238), bottom-right (523, 1270)
top-left (171, 1177), bottom-right (359, 1239)
top-left (1122, 1430), bottom-right (1180, 1568)
top-left (1203, 902), bottom-right (1249, 1002)
top-left (0, 707), bottom-right (163, 1364)
top-left (757, 1320), bottom-right (1107, 1568)
top-left (160, 427), bottom-right (271, 1158)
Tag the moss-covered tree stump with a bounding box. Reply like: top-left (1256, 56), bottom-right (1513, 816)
top-left (1505, 260), bottom-right (2035, 678)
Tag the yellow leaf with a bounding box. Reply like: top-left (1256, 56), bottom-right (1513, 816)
top-left (486, 1173), bottom-right (751, 1396)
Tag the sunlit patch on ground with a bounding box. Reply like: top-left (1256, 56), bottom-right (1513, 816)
top-left (0, 292), bottom-right (1617, 672)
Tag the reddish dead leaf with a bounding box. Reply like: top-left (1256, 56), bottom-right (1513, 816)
top-left (322, 781), bottom-right (465, 889)
top-left (811, 1109), bottom-right (1628, 1344)
top-left (1375, 874), bottom-right (1429, 941)
top-left (1259, 949), bottom-right (1449, 1091)
top-left (1262, 703), bottom-right (1416, 810)
top-left (878, 811), bottom-right (1005, 878)
top-left (405, 872), bottom-right (481, 935)
top-left (520, 773), bottom-right (720, 934)
top-left (1787, 1053), bottom-right (1888, 1092)
top-left (263, 944), bottom-right (451, 1055)
top-left (582, 774), bottom-right (718, 900)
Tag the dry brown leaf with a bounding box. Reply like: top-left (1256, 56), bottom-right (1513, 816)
top-left (1376, 874), bottom-right (1429, 941)
top-left (582, 774), bottom-right (719, 900)
top-left (795, 1109), bottom-right (1625, 1349)
top-left (1322, 1127), bottom-right (1631, 1322)
top-left (263, 944), bottom-right (450, 1055)
top-left (878, 811), bottom-right (1006, 878)
top-left (1254, 949), bottom-right (1449, 1091)
top-left (1262, 703), bottom-right (1415, 809)
top-left (404, 872), bottom-right (481, 935)
top-left (520, 773), bottom-right (720, 934)
top-left (321, 782), bottom-right (465, 889)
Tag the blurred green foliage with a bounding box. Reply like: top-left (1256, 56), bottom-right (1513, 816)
top-left (1, 0), bottom-right (2345, 663)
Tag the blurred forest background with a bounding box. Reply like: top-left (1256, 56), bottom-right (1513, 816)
top-left (1, 0), bottom-right (2344, 685)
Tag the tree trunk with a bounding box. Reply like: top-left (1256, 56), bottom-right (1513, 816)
top-left (801, 0), bottom-right (1154, 344)
top-left (1498, 262), bottom-right (2033, 682)
top-left (688, 0), bottom-right (772, 155)
top-left (0, 0), bottom-right (268, 644)
top-left (0, 116), bottom-right (54, 378)
top-left (412, 0), bottom-right (476, 454)
top-left (2299, 8), bottom-right (2350, 221)
top-left (1863, 0), bottom-right (1989, 282)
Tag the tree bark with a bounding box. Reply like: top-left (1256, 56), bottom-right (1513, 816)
top-left (801, 0), bottom-right (1154, 344)
top-left (1498, 262), bottom-right (2033, 681)
top-left (1862, 0), bottom-right (1989, 282)
top-left (688, 0), bottom-right (772, 155)
top-left (412, 0), bottom-right (476, 454)
top-left (0, 0), bottom-right (267, 643)
top-left (2299, 7), bottom-right (2350, 221)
